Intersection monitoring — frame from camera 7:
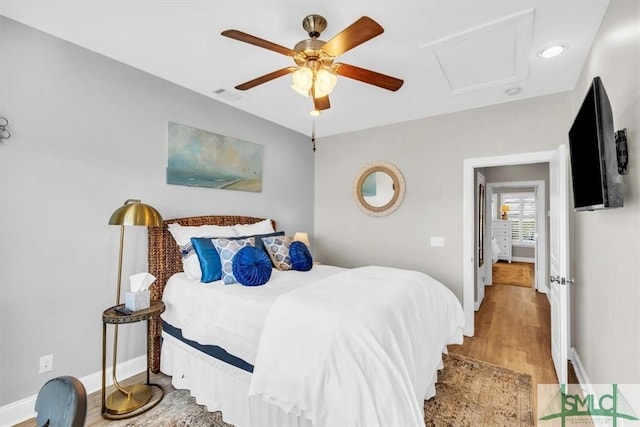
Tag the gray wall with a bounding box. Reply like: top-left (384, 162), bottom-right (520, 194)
top-left (314, 92), bottom-right (573, 302)
top-left (569, 0), bottom-right (640, 383)
top-left (315, 0), bottom-right (640, 385)
top-left (0, 17), bottom-right (313, 405)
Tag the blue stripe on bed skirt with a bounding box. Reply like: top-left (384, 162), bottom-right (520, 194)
top-left (162, 321), bottom-right (254, 373)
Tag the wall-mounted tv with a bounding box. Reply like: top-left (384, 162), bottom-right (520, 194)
top-left (568, 76), bottom-right (623, 211)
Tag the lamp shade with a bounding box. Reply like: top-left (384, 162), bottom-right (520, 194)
top-left (500, 205), bottom-right (510, 213)
top-left (291, 67), bottom-right (313, 97)
top-left (109, 199), bottom-right (163, 227)
top-left (314, 67), bottom-right (337, 97)
top-left (293, 232), bottom-right (310, 248)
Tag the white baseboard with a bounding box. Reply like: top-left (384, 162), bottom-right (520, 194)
top-left (0, 355), bottom-right (146, 427)
top-left (512, 256), bottom-right (535, 263)
top-left (569, 347), bottom-right (594, 393)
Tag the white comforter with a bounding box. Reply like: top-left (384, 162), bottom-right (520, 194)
top-left (248, 266), bottom-right (465, 427)
top-left (162, 265), bottom-right (346, 365)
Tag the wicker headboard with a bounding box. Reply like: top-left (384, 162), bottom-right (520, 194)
top-left (147, 215), bottom-right (275, 372)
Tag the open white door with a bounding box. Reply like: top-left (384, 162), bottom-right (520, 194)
top-left (476, 172), bottom-right (486, 310)
top-left (549, 144), bottom-right (570, 384)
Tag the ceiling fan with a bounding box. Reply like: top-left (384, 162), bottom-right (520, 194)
top-left (221, 15), bottom-right (404, 113)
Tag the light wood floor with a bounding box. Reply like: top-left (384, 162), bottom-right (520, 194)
top-left (18, 275), bottom-right (577, 426)
top-left (449, 282), bottom-right (558, 386)
top-left (448, 279), bottom-right (579, 414)
top-left (15, 372), bottom-right (175, 427)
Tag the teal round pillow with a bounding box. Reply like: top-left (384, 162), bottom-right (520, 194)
top-left (290, 241), bottom-right (313, 271)
top-left (232, 246), bottom-right (272, 286)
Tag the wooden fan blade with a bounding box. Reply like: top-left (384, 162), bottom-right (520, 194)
top-left (235, 67), bottom-right (295, 90)
top-left (321, 16), bottom-right (384, 57)
top-left (314, 95), bottom-right (331, 111)
top-left (221, 29), bottom-right (298, 57)
top-left (334, 63), bottom-right (404, 91)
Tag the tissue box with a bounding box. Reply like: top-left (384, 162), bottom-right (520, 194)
top-left (125, 290), bottom-right (150, 312)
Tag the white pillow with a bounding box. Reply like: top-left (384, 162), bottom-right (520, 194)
top-left (168, 223), bottom-right (238, 279)
top-left (233, 219), bottom-right (275, 236)
top-left (167, 223), bottom-right (238, 246)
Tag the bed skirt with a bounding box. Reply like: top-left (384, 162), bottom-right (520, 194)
top-left (161, 332), bottom-right (314, 427)
top-left (161, 331), bottom-right (450, 427)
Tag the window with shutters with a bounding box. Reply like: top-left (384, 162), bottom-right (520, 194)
top-left (501, 192), bottom-right (536, 246)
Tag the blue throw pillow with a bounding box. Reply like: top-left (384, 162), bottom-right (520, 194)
top-left (232, 246), bottom-right (273, 286)
top-left (289, 241), bottom-right (313, 271)
top-left (192, 232), bottom-right (284, 283)
top-left (212, 238), bottom-right (255, 285)
top-left (191, 237), bottom-right (224, 283)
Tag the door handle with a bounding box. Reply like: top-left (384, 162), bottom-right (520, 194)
top-left (550, 276), bottom-right (574, 285)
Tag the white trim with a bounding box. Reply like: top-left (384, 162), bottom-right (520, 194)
top-left (512, 256), bottom-right (535, 263)
top-left (569, 347), bottom-right (595, 397)
top-left (0, 356), bottom-right (146, 427)
top-left (463, 150), bottom-right (554, 336)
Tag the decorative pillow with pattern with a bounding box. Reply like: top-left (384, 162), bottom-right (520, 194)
top-left (212, 237), bottom-right (255, 284)
top-left (261, 235), bottom-right (293, 271)
top-left (236, 230), bottom-right (284, 254)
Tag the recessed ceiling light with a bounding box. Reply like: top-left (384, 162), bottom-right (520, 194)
top-left (308, 109), bottom-right (321, 117)
top-left (505, 87), bottom-right (522, 96)
top-left (538, 44), bottom-right (568, 58)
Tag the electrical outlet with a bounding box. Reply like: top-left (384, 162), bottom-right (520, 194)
top-left (430, 236), bottom-right (445, 247)
top-left (39, 354), bottom-right (53, 373)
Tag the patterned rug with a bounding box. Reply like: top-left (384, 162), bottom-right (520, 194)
top-left (492, 261), bottom-right (534, 287)
top-left (106, 389), bottom-right (228, 427)
top-left (424, 353), bottom-right (533, 426)
top-left (108, 353), bottom-right (533, 426)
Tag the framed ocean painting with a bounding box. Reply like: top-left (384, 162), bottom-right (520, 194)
top-left (167, 122), bottom-right (263, 192)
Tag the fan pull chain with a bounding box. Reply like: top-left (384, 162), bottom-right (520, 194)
top-left (311, 118), bottom-right (316, 152)
top-left (0, 117), bottom-right (11, 142)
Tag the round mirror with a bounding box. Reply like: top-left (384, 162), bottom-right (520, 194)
top-left (353, 161), bottom-right (405, 217)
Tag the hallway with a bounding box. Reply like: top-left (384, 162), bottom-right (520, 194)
top-left (450, 283), bottom-right (559, 391)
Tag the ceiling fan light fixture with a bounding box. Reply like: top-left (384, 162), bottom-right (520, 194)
top-left (314, 67), bottom-right (338, 98)
top-left (291, 84), bottom-right (310, 97)
top-left (292, 66), bottom-right (314, 96)
top-left (223, 14), bottom-right (403, 112)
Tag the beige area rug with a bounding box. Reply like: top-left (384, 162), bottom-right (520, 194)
top-left (108, 354), bottom-right (533, 427)
top-left (492, 261), bottom-right (534, 287)
top-left (424, 353), bottom-right (533, 426)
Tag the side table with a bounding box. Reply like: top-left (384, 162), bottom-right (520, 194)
top-left (101, 300), bottom-right (165, 419)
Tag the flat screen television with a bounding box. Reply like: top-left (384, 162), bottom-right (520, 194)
top-left (568, 76), bottom-right (623, 211)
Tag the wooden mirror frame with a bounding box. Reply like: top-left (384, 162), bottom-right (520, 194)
top-left (353, 161), bottom-right (406, 217)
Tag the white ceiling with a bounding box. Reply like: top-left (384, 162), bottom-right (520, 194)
top-left (1, 1), bottom-right (610, 137)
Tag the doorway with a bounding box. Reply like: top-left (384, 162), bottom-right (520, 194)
top-left (485, 179), bottom-right (546, 294)
top-left (463, 149), bottom-right (557, 337)
top-left (463, 147), bottom-right (571, 384)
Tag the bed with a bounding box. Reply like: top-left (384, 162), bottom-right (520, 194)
top-left (148, 215), bottom-right (465, 427)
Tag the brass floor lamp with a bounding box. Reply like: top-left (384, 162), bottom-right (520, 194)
top-left (105, 199), bottom-right (163, 415)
